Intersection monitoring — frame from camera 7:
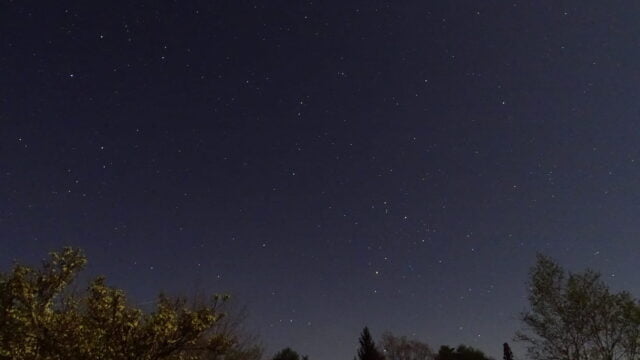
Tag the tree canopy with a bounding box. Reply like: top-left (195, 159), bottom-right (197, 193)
top-left (271, 347), bottom-right (308, 360)
top-left (517, 254), bottom-right (640, 360)
top-left (381, 332), bottom-right (434, 360)
top-left (0, 247), bottom-right (256, 360)
top-left (435, 345), bottom-right (492, 360)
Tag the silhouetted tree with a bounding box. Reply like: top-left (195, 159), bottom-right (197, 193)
top-left (503, 343), bottom-right (513, 360)
top-left (516, 254), bottom-right (640, 360)
top-left (272, 347), bottom-right (301, 360)
top-left (381, 332), bottom-right (433, 360)
top-left (357, 327), bottom-right (385, 360)
top-left (436, 346), bottom-right (456, 360)
top-left (436, 345), bottom-right (491, 360)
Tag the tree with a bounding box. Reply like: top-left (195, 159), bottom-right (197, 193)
top-left (357, 327), bottom-right (385, 360)
top-left (0, 247), bottom-right (238, 360)
top-left (381, 332), bottom-right (433, 360)
top-left (435, 345), bottom-right (491, 360)
top-left (516, 254), bottom-right (640, 360)
top-left (435, 346), bottom-right (456, 360)
top-left (271, 347), bottom-right (308, 360)
top-left (195, 299), bottom-right (264, 360)
top-left (502, 343), bottom-right (513, 360)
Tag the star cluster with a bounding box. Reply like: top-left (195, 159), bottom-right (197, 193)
top-left (2, 1), bottom-right (640, 359)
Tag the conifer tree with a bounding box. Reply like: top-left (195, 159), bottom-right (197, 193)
top-left (357, 327), bottom-right (385, 360)
top-left (503, 343), bottom-right (514, 360)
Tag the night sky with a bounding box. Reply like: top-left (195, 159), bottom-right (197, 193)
top-left (2, 1), bottom-right (640, 359)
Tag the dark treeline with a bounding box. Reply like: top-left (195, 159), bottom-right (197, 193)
top-left (1, 249), bottom-right (639, 360)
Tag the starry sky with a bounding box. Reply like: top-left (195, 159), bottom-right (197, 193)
top-left (2, 1), bottom-right (640, 359)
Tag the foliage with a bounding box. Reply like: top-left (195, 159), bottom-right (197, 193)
top-left (517, 254), bottom-right (640, 360)
top-left (435, 345), bottom-right (492, 360)
top-left (0, 247), bottom-right (244, 360)
top-left (194, 299), bottom-right (264, 360)
top-left (271, 347), bottom-right (308, 360)
top-left (357, 327), bottom-right (385, 360)
top-left (381, 332), bottom-right (433, 360)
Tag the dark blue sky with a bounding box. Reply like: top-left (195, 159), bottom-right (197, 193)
top-left (2, 1), bottom-right (640, 359)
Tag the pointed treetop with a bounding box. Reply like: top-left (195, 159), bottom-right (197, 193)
top-left (503, 343), bottom-right (514, 360)
top-left (357, 327), bottom-right (384, 360)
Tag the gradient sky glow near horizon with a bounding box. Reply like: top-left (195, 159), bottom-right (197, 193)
top-left (3, 1), bottom-right (640, 359)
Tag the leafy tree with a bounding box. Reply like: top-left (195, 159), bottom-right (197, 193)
top-left (435, 346), bottom-right (457, 360)
top-left (502, 343), bottom-right (513, 360)
top-left (271, 347), bottom-right (308, 360)
top-left (516, 254), bottom-right (640, 360)
top-left (357, 327), bottom-right (385, 360)
top-left (195, 300), bottom-right (264, 360)
top-left (0, 247), bottom-right (238, 360)
top-left (455, 346), bottom-right (492, 360)
top-left (435, 345), bottom-right (491, 360)
top-left (381, 332), bottom-right (433, 360)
